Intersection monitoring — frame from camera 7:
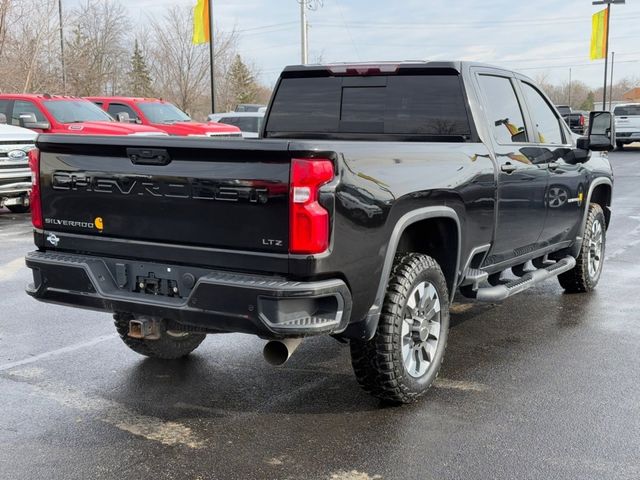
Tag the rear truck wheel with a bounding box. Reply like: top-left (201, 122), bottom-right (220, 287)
top-left (350, 253), bottom-right (450, 404)
top-left (114, 313), bottom-right (206, 359)
top-left (7, 204), bottom-right (30, 214)
top-left (616, 141), bottom-right (624, 150)
top-left (558, 203), bottom-right (606, 293)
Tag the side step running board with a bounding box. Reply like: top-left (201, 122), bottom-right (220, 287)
top-left (475, 256), bottom-right (576, 302)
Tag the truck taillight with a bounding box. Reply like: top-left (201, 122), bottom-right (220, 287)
top-left (28, 148), bottom-right (43, 229)
top-left (580, 115), bottom-right (585, 126)
top-left (289, 158), bottom-right (334, 254)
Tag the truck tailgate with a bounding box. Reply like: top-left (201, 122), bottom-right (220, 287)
top-left (36, 135), bottom-right (291, 254)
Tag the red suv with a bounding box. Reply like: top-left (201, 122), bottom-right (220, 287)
top-left (86, 97), bottom-right (241, 137)
top-left (0, 94), bottom-right (167, 135)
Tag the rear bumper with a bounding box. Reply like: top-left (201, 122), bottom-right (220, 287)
top-left (616, 131), bottom-right (640, 142)
top-left (25, 250), bottom-right (352, 338)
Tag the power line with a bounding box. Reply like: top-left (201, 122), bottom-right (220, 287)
top-left (312, 14), bottom-right (640, 29)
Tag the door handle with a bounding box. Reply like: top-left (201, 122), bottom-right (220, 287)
top-left (501, 162), bottom-right (516, 174)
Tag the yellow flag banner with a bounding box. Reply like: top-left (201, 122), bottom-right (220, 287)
top-left (590, 8), bottom-right (608, 60)
top-left (192, 0), bottom-right (210, 45)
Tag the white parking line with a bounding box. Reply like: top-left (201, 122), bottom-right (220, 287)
top-left (0, 334), bottom-right (116, 372)
top-left (0, 257), bottom-right (24, 282)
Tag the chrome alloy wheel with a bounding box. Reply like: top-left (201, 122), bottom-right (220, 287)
top-left (587, 218), bottom-right (604, 279)
top-left (401, 281), bottom-right (442, 378)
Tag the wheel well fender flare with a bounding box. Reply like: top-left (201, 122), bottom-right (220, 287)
top-left (363, 206), bottom-right (461, 338)
top-left (573, 177), bottom-right (612, 254)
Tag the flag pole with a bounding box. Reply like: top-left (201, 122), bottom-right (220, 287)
top-left (208, 0), bottom-right (215, 113)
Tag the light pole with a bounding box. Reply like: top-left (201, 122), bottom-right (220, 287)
top-left (58, 0), bottom-right (66, 94)
top-left (592, 0), bottom-right (625, 109)
top-left (609, 51), bottom-right (615, 110)
top-left (300, 0), bottom-right (308, 64)
top-left (208, 0), bottom-right (215, 113)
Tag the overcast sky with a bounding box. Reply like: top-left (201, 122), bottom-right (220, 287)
top-left (71, 0), bottom-right (640, 89)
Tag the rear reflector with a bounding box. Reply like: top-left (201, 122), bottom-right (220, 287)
top-left (28, 148), bottom-right (42, 229)
top-left (289, 158), bottom-right (334, 254)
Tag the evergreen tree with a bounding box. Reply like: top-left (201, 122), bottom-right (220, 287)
top-left (129, 39), bottom-right (153, 97)
top-left (228, 54), bottom-right (258, 106)
top-left (580, 91), bottom-right (595, 111)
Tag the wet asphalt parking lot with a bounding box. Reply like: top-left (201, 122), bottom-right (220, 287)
top-left (1, 147), bottom-right (639, 480)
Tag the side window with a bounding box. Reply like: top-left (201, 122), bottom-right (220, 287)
top-left (521, 83), bottom-right (564, 145)
top-left (12, 100), bottom-right (47, 126)
top-left (107, 103), bottom-right (139, 120)
top-left (93, 101), bottom-right (103, 108)
top-left (0, 100), bottom-right (9, 123)
top-left (478, 75), bottom-right (527, 144)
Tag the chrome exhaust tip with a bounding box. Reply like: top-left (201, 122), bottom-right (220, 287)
top-left (263, 338), bottom-right (303, 366)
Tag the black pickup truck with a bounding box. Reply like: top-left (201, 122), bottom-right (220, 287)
top-left (25, 62), bottom-right (615, 404)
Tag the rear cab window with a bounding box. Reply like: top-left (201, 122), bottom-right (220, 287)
top-left (265, 70), bottom-right (473, 141)
top-left (614, 105), bottom-right (640, 116)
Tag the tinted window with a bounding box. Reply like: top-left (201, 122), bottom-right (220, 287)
top-left (107, 103), bottom-right (139, 120)
top-left (12, 100), bottom-right (47, 126)
top-left (613, 105), bottom-right (640, 116)
top-left (0, 100), bottom-right (10, 119)
top-left (521, 83), bottom-right (564, 145)
top-left (478, 75), bottom-right (527, 144)
top-left (556, 106), bottom-right (571, 116)
top-left (266, 74), bottom-right (471, 139)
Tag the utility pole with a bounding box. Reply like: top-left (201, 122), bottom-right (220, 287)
top-left (609, 51), bottom-right (615, 111)
top-left (58, 0), bottom-right (66, 94)
top-left (208, 0), bottom-right (215, 113)
top-left (568, 68), bottom-right (572, 107)
top-left (592, 0), bottom-right (625, 109)
top-left (300, 0), bottom-right (308, 64)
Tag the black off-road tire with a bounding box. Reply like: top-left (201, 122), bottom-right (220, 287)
top-left (558, 203), bottom-right (606, 293)
top-left (7, 204), bottom-right (30, 214)
top-left (114, 313), bottom-right (206, 359)
top-left (350, 253), bottom-right (450, 404)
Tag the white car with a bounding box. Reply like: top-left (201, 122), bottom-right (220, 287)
top-left (208, 112), bottom-right (264, 139)
top-left (613, 103), bottom-right (640, 149)
top-left (0, 122), bottom-right (37, 213)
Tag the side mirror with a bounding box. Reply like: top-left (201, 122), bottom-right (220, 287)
top-left (0, 113), bottom-right (6, 124)
top-left (116, 112), bottom-right (131, 123)
top-left (19, 113), bottom-right (50, 130)
top-left (587, 111), bottom-right (615, 151)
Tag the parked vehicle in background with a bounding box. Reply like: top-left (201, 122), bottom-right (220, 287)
top-left (555, 105), bottom-right (585, 135)
top-left (25, 61), bottom-right (615, 404)
top-left (235, 104), bottom-right (265, 113)
top-left (208, 112), bottom-right (265, 138)
top-left (87, 97), bottom-right (242, 138)
top-left (613, 103), bottom-right (640, 149)
top-left (0, 122), bottom-right (36, 213)
top-left (556, 105), bottom-right (572, 118)
top-left (0, 95), bottom-right (168, 136)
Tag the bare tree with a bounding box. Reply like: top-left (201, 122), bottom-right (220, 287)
top-left (65, 0), bottom-right (130, 96)
top-left (148, 5), bottom-right (239, 118)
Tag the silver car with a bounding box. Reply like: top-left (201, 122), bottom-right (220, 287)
top-left (0, 122), bottom-right (37, 213)
top-left (207, 112), bottom-right (265, 139)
